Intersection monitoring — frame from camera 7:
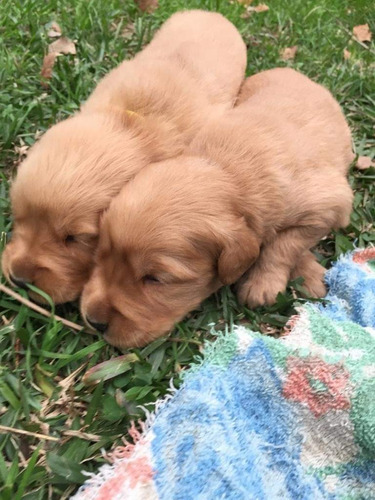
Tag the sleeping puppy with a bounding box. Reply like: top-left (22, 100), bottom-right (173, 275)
top-left (81, 68), bottom-right (354, 348)
top-left (1, 10), bottom-right (246, 304)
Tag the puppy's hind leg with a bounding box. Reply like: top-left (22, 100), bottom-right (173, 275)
top-left (290, 251), bottom-right (327, 298)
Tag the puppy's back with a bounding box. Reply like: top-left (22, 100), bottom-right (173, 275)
top-left (193, 68), bottom-right (353, 177)
top-left (83, 11), bottom-right (246, 142)
top-left (237, 68), bottom-right (354, 171)
top-left (139, 10), bottom-right (247, 106)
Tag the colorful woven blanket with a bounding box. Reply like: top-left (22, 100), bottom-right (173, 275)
top-left (72, 248), bottom-right (375, 500)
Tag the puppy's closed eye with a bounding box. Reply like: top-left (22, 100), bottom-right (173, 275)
top-left (64, 233), bottom-right (98, 247)
top-left (64, 235), bottom-right (76, 244)
top-left (143, 274), bottom-right (161, 284)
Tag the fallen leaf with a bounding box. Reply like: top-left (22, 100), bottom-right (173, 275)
top-left (240, 10), bottom-right (252, 19)
top-left (281, 45), bottom-right (298, 60)
top-left (83, 353), bottom-right (139, 385)
top-left (41, 53), bottom-right (58, 81)
top-left (34, 130), bottom-right (43, 141)
top-left (240, 3), bottom-right (269, 17)
top-left (122, 22), bottom-right (136, 38)
top-left (254, 3), bottom-right (269, 12)
top-left (47, 21), bottom-right (62, 38)
top-left (135, 0), bottom-right (158, 13)
top-left (14, 139), bottom-right (29, 158)
top-left (353, 23), bottom-right (372, 43)
top-left (343, 48), bottom-right (351, 60)
top-left (14, 140), bottom-right (29, 166)
top-left (237, 0), bottom-right (254, 5)
top-left (356, 155), bottom-right (375, 170)
top-left (14, 145), bottom-right (29, 157)
top-left (41, 36), bottom-right (76, 86)
top-left (48, 36), bottom-right (76, 55)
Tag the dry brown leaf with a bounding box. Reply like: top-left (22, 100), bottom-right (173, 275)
top-left (41, 37), bottom-right (76, 86)
top-left (48, 36), bottom-right (76, 55)
top-left (281, 45), bottom-right (298, 60)
top-left (241, 3), bottom-right (269, 17)
top-left (14, 140), bottom-right (29, 166)
top-left (356, 155), bottom-right (375, 170)
top-left (343, 48), bottom-right (351, 60)
top-left (14, 144), bottom-right (29, 157)
top-left (353, 23), bottom-right (372, 43)
top-left (47, 21), bottom-right (62, 38)
top-left (236, 0), bottom-right (254, 5)
top-left (135, 0), bottom-right (158, 13)
top-left (254, 3), bottom-right (269, 12)
top-left (41, 52), bottom-right (58, 81)
top-left (34, 129), bottom-right (43, 141)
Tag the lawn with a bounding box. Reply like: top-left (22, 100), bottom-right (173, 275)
top-left (0, 0), bottom-right (374, 497)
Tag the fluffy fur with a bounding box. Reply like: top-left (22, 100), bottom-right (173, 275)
top-left (81, 68), bottom-right (354, 348)
top-left (2, 10), bottom-right (246, 303)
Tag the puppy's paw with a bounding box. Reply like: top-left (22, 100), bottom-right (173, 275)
top-left (301, 266), bottom-right (327, 298)
top-left (237, 272), bottom-right (288, 308)
top-left (304, 279), bottom-right (327, 298)
top-left (292, 255), bottom-right (327, 299)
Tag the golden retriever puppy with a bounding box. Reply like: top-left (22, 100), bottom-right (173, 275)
top-left (81, 68), bottom-right (354, 348)
top-left (1, 10), bottom-right (246, 304)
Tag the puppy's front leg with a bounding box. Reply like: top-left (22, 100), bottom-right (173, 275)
top-left (237, 226), bottom-right (327, 308)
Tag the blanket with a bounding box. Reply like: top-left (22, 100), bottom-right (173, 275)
top-left (72, 248), bottom-right (375, 500)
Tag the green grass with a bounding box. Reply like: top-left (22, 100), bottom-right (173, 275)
top-left (0, 0), bottom-right (374, 497)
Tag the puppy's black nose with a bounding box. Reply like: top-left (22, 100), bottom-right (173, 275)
top-left (9, 274), bottom-right (30, 290)
top-left (86, 318), bottom-right (108, 333)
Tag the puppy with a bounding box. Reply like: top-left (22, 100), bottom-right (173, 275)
top-left (81, 68), bottom-right (354, 348)
top-left (1, 10), bottom-right (246, 304)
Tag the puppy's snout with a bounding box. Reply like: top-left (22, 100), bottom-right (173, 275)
top-left (81, 275), bottom-right (112, 333)
top-left (86, 317), bottom-right (108, 333)
top-left (7, 256), bottom-right (37, 288)
top-left (9, 273), bottom-right (31, 290)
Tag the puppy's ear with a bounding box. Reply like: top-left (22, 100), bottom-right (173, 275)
top-left (217, 220), bottom-right (260, 285)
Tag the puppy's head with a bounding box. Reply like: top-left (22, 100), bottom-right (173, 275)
top-left (1, 111), bottom-right (169, 304)
top-left (81, 157), bottom-right (260, 348)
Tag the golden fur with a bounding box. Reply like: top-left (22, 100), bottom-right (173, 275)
top-left (2, 10), bottom-right (246, 303)
top-left (81, 68), bottom-right (354, 348)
